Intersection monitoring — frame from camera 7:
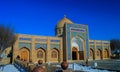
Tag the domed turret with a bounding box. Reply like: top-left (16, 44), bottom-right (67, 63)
top-left (55, 15), bottom-right (73, 37)
top-left (56, 15), bottom-right (73, 28)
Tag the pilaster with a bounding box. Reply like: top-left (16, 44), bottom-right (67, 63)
top-left (31, 36), bottom-right (35, 62)
top-left (13, 39), bottom-right (19, 63)
top-left (46, 37), bottom-right (50, 62)
top-left (102, 41), bottom-right (104, 59)
top-left (59, 38), bottom-right (63, 62)
top-left (108, 41), bottom-right (111, 58)
top-left (84, 40), bottom-right (86, 60)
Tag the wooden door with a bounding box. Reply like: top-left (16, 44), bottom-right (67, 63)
top-left (21, 51), bottom-right (28, 61)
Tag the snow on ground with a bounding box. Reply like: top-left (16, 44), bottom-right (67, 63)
top-left (0, 63), bottom-right (115, 72)
top-left (68, 63), bottom-right (112, 72)
top-left (0, 64), bottom-right (20, 72)
top-left (54, 63), bottom-right (112, 72)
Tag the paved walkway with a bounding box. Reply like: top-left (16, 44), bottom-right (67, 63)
top-left (0, 64), bottom-right (20, 72)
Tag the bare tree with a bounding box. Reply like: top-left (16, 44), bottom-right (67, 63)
top-left (110, 39), bottom-right (120, 58)
top-left (0, 24), bottom-right (16, 55)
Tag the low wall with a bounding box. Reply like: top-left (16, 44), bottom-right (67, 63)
top-left (0, 58), bottom-right (10, 65)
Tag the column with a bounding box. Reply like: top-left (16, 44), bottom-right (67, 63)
top-left (59, 38), bottom-right (63, 62)
top-left (46, 37), bottom-right (50, 62)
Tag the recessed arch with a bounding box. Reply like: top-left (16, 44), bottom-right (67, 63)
top-left (19, 46), bottom-right (30, 51)
top-left (104, 49), bottom-right (109, 58)
top-left (51, 48), bottom-right (59, 62)
top-left (96, 49), bottom-right (102, 60)
top-left (71, 37), bottom-right (84, 51)
top-left (19, 47), bottom-right (30, 61)
top-left (37, 47), bottom-right (46, 62)
top-left (89, 48), bottom-right (94, 60)
top-left (71, 37), bottom-right (84, 60)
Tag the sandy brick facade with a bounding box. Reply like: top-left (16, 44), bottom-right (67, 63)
top-left (13, 34), bottom-right (63, 63)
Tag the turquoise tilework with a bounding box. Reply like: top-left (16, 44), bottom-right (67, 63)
top-left (104, 46), bottom-right (108, 49)
top-left (96, 46), bottom-right (102, 50)
top-left (19, 37), bottom-right (31, 41)
top-left (50, 40), bottom-right (60, 42)
top-left (50, 44), bottom-right (60, 50)
top-left (96, 42), bottom-right (102, 44)
top-left (90, 45), bottom-right (94, 49)
top-left (71, 28), bottom-right (86, 32)
top-left (86, 38), bottom-right (89, 59)
top-left (71, 32), bottom-right (85, 39)
top-left (89, 42), bottom-right (94, 44)
top-left (19, 42), bottom-right (31, 49)
top-left (65, 23), bottom-right (89, 60)
top-left (71, 37), bottom-right (84, 51)
top-left (35, 43), bottom-right (47, 50)
top-left (68, 23), bottom-right (88, 29)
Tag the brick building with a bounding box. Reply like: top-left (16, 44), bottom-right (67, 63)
top-left (12, 16), bottom-right (111, 63)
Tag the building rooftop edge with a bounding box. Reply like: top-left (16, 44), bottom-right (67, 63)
top-left (15, 33), bottom-right (62, 38)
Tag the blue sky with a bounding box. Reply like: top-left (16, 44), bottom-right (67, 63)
top-left (0, 0), bottom-right (120, 40)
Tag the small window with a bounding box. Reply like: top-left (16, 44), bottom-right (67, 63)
top-left (37, 50), bottom-right (43, 58)
top-left (51, 51), bottom-right (57, 58)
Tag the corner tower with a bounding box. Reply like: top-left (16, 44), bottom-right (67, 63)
top-left (55, 15), bottom-right (73, 37)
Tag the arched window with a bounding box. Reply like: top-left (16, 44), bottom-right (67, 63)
top-left (51, 51), bottom-right (57, 58)
top-left (37, 50), bottom-right (43, 58)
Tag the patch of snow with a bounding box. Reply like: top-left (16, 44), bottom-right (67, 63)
top-left (0, 64), bottom-right (20, 72)
top-left (68, 63), bottom-right (111, 72)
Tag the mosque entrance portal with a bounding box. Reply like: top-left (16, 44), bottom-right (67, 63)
top-left (72, 47), bottom-right (78, 60)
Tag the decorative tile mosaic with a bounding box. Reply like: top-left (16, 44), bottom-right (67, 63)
top-left (89, 42), bottom-right (94, 44)
top-left (104, 46), bottom-right (108, 49)
top-left (19, 42), bottom-right (31, 49)
top-left (35, 43), bottom-right (47, 50)
top-left (65, 23), bottom-right (89, 60)
top-left (50, 40), bottom-right (60, 42)
top-left (104, 43), bottom-right (109, 44)
top-left (90, 45), bottom-right (94, 49)
top-left (71, 28), bottom-right (85, 33)
top-left (96, 46), bottom-right (102, 49)
top-left (96, 42), bottom-right (102, 44)
top-left (19, 37), bottom-right (31, 41)
top-left (50, 44), bottom-right (60, 50)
